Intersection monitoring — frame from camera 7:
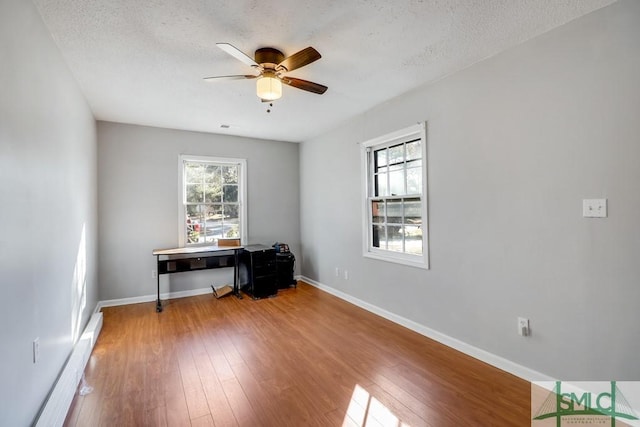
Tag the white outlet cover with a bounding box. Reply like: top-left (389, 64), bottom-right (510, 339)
top-left (33, 338), bottom-right (40, 363)
top-left (518, 317), bottom-right (530, 336)
top-left (583, 199), bottom-right (607, 218)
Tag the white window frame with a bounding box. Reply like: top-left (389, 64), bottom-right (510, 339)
top-left (360, 122), bottom-right (429, 269)
top-left (178, 154), bottom-right (248, 247)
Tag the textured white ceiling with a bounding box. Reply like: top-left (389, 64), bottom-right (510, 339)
top-left (34, 0), bottom-right (617, 142)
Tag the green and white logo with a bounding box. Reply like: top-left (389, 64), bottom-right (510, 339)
top-left (532, 381), bottom-right (640, 427)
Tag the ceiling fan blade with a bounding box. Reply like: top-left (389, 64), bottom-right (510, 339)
top-left (277, 47), bottom-right (321, 72)
top-left (281, 77), bottom-right (327, 94)
top-left (203, 74), bottom-right (258, 81)
top-left (216, 43), bottom-right (259, 68)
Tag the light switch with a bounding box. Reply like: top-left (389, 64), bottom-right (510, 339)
top-left (582, 199), bottom-right (607, 218)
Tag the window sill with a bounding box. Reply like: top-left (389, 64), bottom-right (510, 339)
top-left (363, 251), bottom-right (429, 270)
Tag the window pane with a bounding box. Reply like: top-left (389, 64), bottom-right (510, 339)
top-left (204, 165), bottom-right (223, 202)
top-left (404, 226), bottom-right (423, 255)
top-left (404, 198), bottom-right (422, 225)
top-left (372, 224), bottom-right (386, 249)
top-left (388, 144), bottom-right (404, 165)
top-left (406, 167), bottom-right (421, 194)
top-left (371, 200), bottom-right (385, 223)
top-left (375, 172), bottom-right (388, 197)
top-left (404, 197), bottom-right (422, 255)
top-left (186, 184), bottom-right (203, 203)
top-left (406, 140), bottom-right (421, 161)
top-left (223, 204), bottom-right (239, 238)
top-left (387, 225), bottom-right (403, 252)
top-left (185, 163), bottom-right (202, 183)
top-left (204, 165), bottom-right (220, 183)
top-left (186, 206), bottom-right (204, 244)
top-left (223, 165), bottom-right (238, 184)
top-left (224, 224), bottom-right (239, 239)
top-left (202, 204), bottom-right (222, 243)
top-left (204, 183), bottom-right (222, 203)
top-left (186, 204), bottom-right (199, 218)
top-left (386, 199), bottom-right (402, 223)
top-left (375, 148), bottom-right (387, 168)
top-left (223, 184), bottom-right (238, 202)
top-left (406, 159), bottom-right (421, 168)
top-left (389, 167), bottom-right (405, 196)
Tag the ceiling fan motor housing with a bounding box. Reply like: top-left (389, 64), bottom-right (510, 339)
top-left (255, 48), bottom-right (285, 69)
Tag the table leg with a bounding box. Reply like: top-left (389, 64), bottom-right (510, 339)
top-left (233, 248), bottom-right (243, 299)
top-left (156, 256), bottom-right (163, 312)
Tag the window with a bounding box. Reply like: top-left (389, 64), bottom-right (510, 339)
top-left (361, 123), bottom-right (429, 268)
top-left (178, 155), bottom-right (247, 246)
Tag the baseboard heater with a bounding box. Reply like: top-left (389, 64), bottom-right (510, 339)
top-left (34, 311), bottom-right (103, 427)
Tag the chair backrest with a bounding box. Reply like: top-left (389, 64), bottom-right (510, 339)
top-left (217, 238), bottom-right (241, 247)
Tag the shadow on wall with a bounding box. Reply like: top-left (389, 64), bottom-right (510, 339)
top-left (300, 244), bottom-right (317, 279)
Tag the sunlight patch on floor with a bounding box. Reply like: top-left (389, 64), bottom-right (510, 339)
top-left (343, 384), bottom-right (411, 427)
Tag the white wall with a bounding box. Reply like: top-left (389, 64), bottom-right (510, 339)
top-left (97, 122), bottom-right (300, 301)
top-left (0, 0), bottom-right (98, 425)
top-left (300, 0), bottom-right (640, 380)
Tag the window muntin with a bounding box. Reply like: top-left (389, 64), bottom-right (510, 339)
top-left (179, 155), bottom-right (246, 246)
top-left (362, 123), bottom-right (428, 268)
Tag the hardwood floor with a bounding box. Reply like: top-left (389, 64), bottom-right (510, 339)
top-left (64, 282), bottom-right (530, 426)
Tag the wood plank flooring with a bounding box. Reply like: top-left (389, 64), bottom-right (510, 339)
top-left (64, 282), bottom-right (530, 426)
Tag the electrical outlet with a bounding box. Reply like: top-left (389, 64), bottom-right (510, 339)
top-left (583, 199), bottom-right (607, 218)
top-left (33, 338), bottom-right (39, 363)
top-left (344, 270), bottom-right (349, 280)
top-left (152, 270), bottom-right (157, 279)
top-left (518, 317), bottom-right (530, 337)
top-left (335, 267), bottom-right (340, 277)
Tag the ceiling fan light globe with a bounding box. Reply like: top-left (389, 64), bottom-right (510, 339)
top-left (256, 76), bottom-right (282, 101)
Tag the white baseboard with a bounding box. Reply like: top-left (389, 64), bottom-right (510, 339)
top-left (95, 286), bottom-right (214, 312)
top-left (35, 311), bottom-right (103, 427)
top-left (299, 275), bottom-right (553, 383)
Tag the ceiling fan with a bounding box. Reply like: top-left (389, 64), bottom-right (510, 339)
top-left (204, 43), bottom-right (328, 102)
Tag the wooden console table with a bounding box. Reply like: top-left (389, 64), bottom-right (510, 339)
top-left (152, 244), bottom-right (243, 312)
